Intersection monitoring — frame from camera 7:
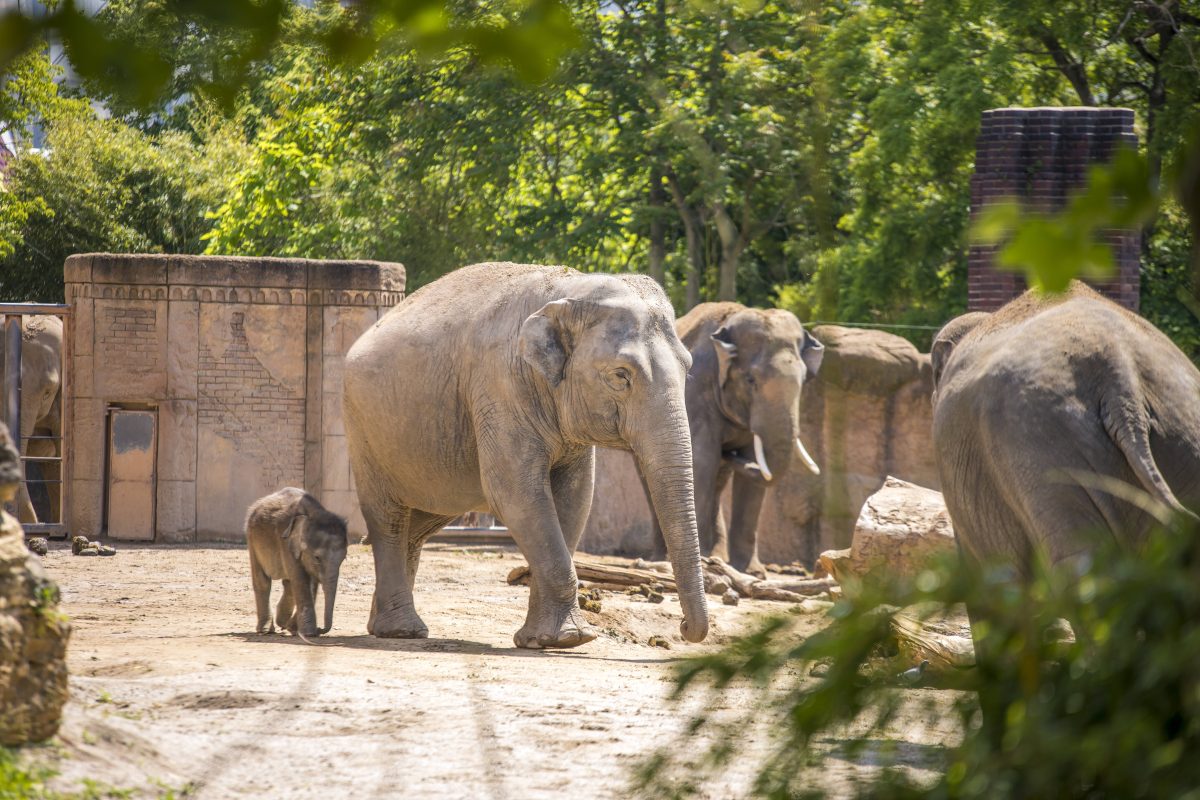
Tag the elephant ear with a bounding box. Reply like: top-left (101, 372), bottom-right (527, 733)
top-left (800, 330), bottom-right (825, 378)
top-left (519, 299), bottom-right (573, 387)
top-left (281, 512), bottom-right (306, 541)
top-left (710, 326), bottom-right (738, 387)
top-left (930, 338), bottom-right (954, 389)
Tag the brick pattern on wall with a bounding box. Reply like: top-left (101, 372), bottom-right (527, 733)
top-left (197, 311), bottom-right (305, 490)
top-left (968, 107), bottom-right (1140, 311)
top-left (99, 306), bottom-right (160, 373)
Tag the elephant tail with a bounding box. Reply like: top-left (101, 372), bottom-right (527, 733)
top-left (1101, 393), bottom-right (1198, 524)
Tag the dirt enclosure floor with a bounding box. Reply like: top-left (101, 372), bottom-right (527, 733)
top-left (22, 542), bottom-right (963, 798)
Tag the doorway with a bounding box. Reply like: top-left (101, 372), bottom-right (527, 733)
top-left (105, 407), bottom-right (157, 540)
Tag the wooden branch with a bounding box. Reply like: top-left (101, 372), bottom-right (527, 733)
top-left (703, 557), bottom-right (835, 601)
top-left (506, 560), bottom-right (677, 591)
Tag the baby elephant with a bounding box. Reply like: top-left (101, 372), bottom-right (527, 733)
top-left (246, 488), bottom-right (348, 639)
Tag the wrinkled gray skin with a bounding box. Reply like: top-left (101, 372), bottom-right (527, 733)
top-left (932, 283), bottom-right (1200, 575)
top-left (0, 316), bottom-right (62, 524)
top-left (643, 303), bottom-right (824, 574)
top-left (246, 487), bottom-right (348, 638)
top-left (931, 284), bottom-right (1200, 733)
top-left (344, 262), bottom-right (709, 649)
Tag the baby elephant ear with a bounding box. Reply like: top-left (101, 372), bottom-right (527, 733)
top-left (281, 513), bottom-right (305, 540)
top-left (710, 326), bottom-right (738, 387)
top-left (519, 299), bottom-right (572, 387)
top-left (801, 330), bottom-right (824, 377)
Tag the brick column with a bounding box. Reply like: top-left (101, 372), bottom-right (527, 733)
top-left (968, 107), bottom-right (1140, 311)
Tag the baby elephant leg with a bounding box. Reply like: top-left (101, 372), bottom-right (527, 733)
top-left (277, 580), bottom-right (296, 632)
top-left (251, 558), bottom-right (274, 634)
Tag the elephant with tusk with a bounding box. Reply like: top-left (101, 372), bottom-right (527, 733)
top-left (343, 262), bottom-right (709, 649)
top-left (642, 302), bottom-right (824, 575)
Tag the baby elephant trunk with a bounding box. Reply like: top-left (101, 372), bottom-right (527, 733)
top-left (320, 563), bottom-right (341, 635)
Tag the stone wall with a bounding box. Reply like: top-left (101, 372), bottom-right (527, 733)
top-left (65, 254), bottom-right (404, 542)
top-left (579, 325), bottom-right (939, 567)
top-left (968, 106), bottom-right (1140, 311)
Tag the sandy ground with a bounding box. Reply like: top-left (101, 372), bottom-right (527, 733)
top-left (20, 541), bottom-right (963, 799)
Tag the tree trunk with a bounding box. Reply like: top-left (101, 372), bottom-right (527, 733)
top-left (712, 201), bottom-right (747, 302)
top-left (667, 171), bottom-right (706, 309)
top-left (648, 165), bottom-right (666, 286)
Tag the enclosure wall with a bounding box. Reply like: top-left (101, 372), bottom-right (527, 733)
top-left (65, 253), bottom-right (404, 542)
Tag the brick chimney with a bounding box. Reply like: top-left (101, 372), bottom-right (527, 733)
top-left (968, 107), bottom-right (1140, 312)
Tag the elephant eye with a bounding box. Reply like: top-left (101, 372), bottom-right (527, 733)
top-left (746, 375), bottom-right (757, 387)
top-left (604, 366), bottom-right (632, 391)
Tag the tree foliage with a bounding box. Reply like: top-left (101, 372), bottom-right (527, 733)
top-left (0, 0), bottom-right (1196, 355)
top-left (637, 514), bottom-right (1200, 799)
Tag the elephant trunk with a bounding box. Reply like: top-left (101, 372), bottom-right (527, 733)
top-left (320, 564), bottom-right (340, 635)
top-left (632, 403), bottom-right (709, 644)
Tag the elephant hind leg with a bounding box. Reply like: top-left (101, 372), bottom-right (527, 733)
top-left (365, 500), bottom-right (454, 639)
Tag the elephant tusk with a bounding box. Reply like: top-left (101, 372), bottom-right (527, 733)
top-left (795, 437), bottom-right (821, 475)
top-left (753, 434), bottom-right (774, 482)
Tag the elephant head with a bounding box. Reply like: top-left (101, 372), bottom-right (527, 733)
top-left (931, 311), bottom-right (991, 400)
top-left (709, 309), bottom-right (824, 484)
top-left (518, 276), bottom-right (709, 642)
top-left (281, 501), bottom-right (349, 635)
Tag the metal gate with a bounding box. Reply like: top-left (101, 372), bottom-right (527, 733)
top-left (1, 304), bottom-right (71, 538)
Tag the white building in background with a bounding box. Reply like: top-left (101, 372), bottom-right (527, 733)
top-left (0, 0), bottom-right (108, 153)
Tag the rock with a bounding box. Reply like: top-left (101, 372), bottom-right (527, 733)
top-left (77, 546), bottom-right (99, 557)
top-left (71, 535), bottom-right (89, 555)
top-left (721, 589), bottom-right (740, 606)
top-left (818, 477), bottom-right (956, 599)
top-left (26, 538), bottom-right (48, 557)
top-left (0, 423), bottom-right (72, 745)
top-left (647, 636), bottom-right (671, 649)
top-left (96, 544), bottom-right (116, 557)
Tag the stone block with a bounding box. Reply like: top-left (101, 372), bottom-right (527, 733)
top-left (92, 254), bottom-right (167, 285)
top-left (71, 355), bottom-right (94, 400)
top-left (157, 399), bottom-right (197, 482)
top-left (309, 260), bottom-right (406, 294)
top-left (93, 299), bottom-right (168, 400)
top-left (321, 435), bottom-right (351, 492)
top-left (71, 297), bottom-right (94, 357)
top-left (156, 480), bottom-right (196, 543)
top-left (323, 306), bottom-right (379, 356)
top-left (166, 299), bottom-right (199, 400)
top-left (167, 255), bottom-right (309, 290)
top-left (63, 254), bottom-right (92, 285)
top-left (69, 479), bottom-right (104, 539)
top-left (69, 399), bottom-right (107, 484)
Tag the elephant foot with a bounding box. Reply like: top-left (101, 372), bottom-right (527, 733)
top-left (368, 606), bottom-right (429, 639)
top-left (513, 606), bottom-right (597, 650)
top-left (256, 623), bottom-right (275, 635)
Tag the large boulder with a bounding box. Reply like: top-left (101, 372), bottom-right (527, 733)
top-left (817, 476), bottom-right (956, 596)
top-left (581, 325), bottom-right (939, 566)
top-left (0, 421), bottom-right (71, 745)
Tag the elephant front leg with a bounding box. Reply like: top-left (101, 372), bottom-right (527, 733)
top-left (727, 472), bottom-right (768, 575)
top-left (488, 460), bottom-right (596, 650)
top-left (276, 581), bottom-right (296, 632)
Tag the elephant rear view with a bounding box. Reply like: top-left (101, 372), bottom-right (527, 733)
top-left (932, 281), bottom-right (1200, 576)
top-left (343, 262), bottom-right (709, 649)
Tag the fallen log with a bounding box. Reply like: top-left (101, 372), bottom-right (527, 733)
top-left (703, 557), bottom-right (836, 601)
top-left (506, 560), bottom-right (678, 592)
top-left (889, 606), bottom-right (975, 676)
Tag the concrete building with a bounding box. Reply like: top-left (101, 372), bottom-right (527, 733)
top-left (64, 253), bottom-right (404, 542)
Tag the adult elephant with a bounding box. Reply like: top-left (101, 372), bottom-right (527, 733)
top-left (931, 283), bottom-right (1200, 731)
top-left (0, 316), bottom-right (63, 524)
top-left (344, 262), bottom-right (709, 649)
top-left (643, 303), bottom-right (824, 574)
